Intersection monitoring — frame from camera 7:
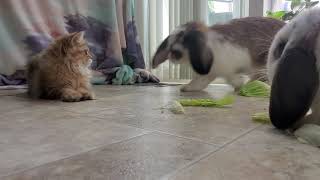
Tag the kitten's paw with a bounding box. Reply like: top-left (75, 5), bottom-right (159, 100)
top-left (61, 91), bottom-right (82, 102)
top-left (81, 91), bottom-right (95, 101)
top-left (78, 88), bottom-right (95, 101)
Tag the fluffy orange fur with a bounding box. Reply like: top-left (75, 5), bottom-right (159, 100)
top-left (27, 32), bottom-right (95, 102)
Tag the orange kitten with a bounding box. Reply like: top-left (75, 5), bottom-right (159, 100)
top-left (27, 32), bottom-right (95, 102)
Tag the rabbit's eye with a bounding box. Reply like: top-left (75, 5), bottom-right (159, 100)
top-left (274, 41), bottom-right (286, 60)
top-left (171, 49), bottom-right (182, 59)
top-left (176, 31), bottom-right (185, 40)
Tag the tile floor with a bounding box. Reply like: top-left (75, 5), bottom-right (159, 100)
top-left (0, 84), bottom-right (319, 180)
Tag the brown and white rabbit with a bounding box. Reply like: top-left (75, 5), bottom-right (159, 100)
top-left (152, 17), bottom-right (285, 91)
top-left (267, 8), bottom-right (320, 130)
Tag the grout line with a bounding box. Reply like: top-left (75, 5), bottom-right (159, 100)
top-left (0, 132), bottom-right (151, 179)
top-left (86, 113), bottom-right (263, 148)
top-left (81, 114), bottom-right (157, 134)
top-left (150, 130), bottom-right (222, 147)
top-left (86, 114), bottom-right (223, 147)
top-left (160, 147), bottom-right (220, 180)
top-left (88, 113), bottom-right (265, 149)
top-left (161, 125), bottom-right (262, 180)
top-left (218, 124), bottom-right (262, 148)
top-left (85, 112), bottom-right (263, 180)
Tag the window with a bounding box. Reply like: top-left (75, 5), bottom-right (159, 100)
top-left (207, 0), bottom-right (243, 25)
top-left (269, 0), bottom-right (320, 12)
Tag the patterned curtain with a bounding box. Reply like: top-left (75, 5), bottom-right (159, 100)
top-left (0, 0), bottom-right (158, 86)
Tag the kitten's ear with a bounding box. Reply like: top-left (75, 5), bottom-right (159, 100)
top-left (58, 40), bottom-right (68, 56)
top-left (72, 31), bottom-right (85, 43)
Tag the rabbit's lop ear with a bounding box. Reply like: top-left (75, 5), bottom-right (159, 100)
top-left (270, 48), bottom-right (319, 129)
top-left (183, 30), bottom-right (213, 75)
top-left (152, 36), bottom-right (170, 68)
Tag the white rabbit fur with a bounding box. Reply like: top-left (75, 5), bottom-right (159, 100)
top-left (152, 17), bottom-right (284, 92)
top-left (267, 8), bottom-right (320, 130)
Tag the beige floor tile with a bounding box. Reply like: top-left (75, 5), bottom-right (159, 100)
top-left (87, 86), bottom-right (268, 146)
top-left (0, 111), bottom-right (148, 177)
top-left (170, 126), bottom-right (320, 180)
top-left (3, 133), bottom-right (217, 180)
top-left (2, 85), bottom-right (318, 180)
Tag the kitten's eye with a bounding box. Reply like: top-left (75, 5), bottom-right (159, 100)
top-left (82, 49), bottom-right (88, 55)
top-left (84, 49), bottom-right (92, 58)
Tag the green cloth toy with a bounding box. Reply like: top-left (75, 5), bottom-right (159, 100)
top-left (112, 65), bottom-right (135, 85)
top-left (239, 80), bottom-right (271, 98)
top-left (178, 95), bottom-right (234, 108)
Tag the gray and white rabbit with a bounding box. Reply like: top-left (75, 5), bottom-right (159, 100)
top-left (268, 8), bottom-right (320, 130)
top-left (152, 17), bottom-right (285, 92)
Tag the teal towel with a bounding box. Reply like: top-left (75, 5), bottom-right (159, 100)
top-left (112, 65), bottom-right (135, 85)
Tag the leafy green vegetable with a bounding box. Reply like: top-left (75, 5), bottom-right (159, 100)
top-left (252, 113), bottom-right (271, 124)
top-left (266, 10), bottom-right (286, 20)
top-left (179, 95), bottom-right (234, 107)
top-left (267, 0), bottom-right (319, 21)
top-left (239, 80), bottom-right (271, 98)
top-left (168, 101), bottom-right (185, 114)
